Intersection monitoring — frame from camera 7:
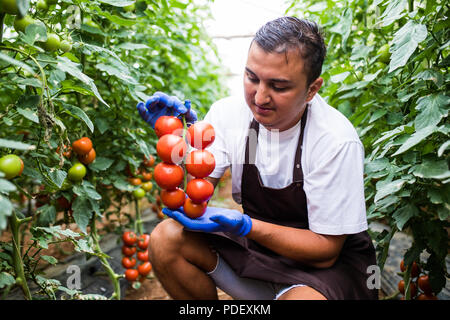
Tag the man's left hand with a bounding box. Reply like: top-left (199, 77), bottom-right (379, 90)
top-left (162, 206), bottom-right (252, 237)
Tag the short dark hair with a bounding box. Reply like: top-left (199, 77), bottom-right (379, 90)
top-left (253, 17), bottom-right (326, 86)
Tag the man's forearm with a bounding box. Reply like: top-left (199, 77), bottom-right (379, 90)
top-left (246, 218), bottom-right (347, 269)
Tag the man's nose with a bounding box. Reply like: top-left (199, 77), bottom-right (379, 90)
top-left (254, 83), bottom-right (270, 106)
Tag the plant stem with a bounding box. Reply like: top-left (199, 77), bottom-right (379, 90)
top-left (182, 115), bottom-right (188, 189)
top-left (0, 13), bottom-right (5, 44)
top-left (9, 211), bottom-right (32, 300)
top-left (90, 218), bottom-right (121, 300)
top-left (134, 198), bottom-right (143, 235)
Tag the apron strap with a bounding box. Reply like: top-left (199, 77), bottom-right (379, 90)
top-left (244, 104), bottom-right (309, 182)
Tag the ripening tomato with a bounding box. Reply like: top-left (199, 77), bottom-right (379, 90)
top-left (122, 257), bottom-right (137, 269)
top-left (138, 262), bottom-right (152, 276)
top-left (185, 150), bottom-right (215, 178)
top-left (56, 144), bottom-right (72, 158)
top-left (416, 293), bottom-right (438, 300)
top-left (418, 275), bottom-right (432, 295)
top-left (183, 198), bottom-right (207, 219)
top-left (137, 234), bottom-right (150, 250)
top-left (0, 154), bottom-right (23, 179)
top-left (154, 116), bottom-right (183, 138)
top-left (143, 155), bottom-right (155, 167)
top-left (400, 260), bottom-right (420, 278)
top-left (122, 231), bottom-right (137, 246)
top-left (141, 171), bottom-right (152, 181)
top-left (67, 163), bottom-right (87, 182)
top-left (137, 250), bottom-right (149, 262)
top-left (156, 134), bottom-right (187, 164)
top-left (187, 121), bottom-right (215, 150)
top-left (154, 162), bottom-right (184, 190)
top-left (122, 245), bottom-right (137, 257)
top-left (78, 148), bottom-right (96, 165)
top-left (129, 177), bottom-right (142, 186)
top-left (124, 269), bottom-right (139, 282)
top-left (72, 137), bottom-right (93, 156)
top-left (161, 188), bottom-right (186, 209)
top-left (186, 179), bottom-right (214, 204)
top-left (141, 181), bottom-right (153, 192)
top-left (398, 280), bottom-right (417, 297)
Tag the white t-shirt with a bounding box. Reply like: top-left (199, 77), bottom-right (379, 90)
top-left (203, 94), bottom-right (368, 235)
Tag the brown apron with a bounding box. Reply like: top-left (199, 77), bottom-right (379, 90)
top-left (206, 107), bottom-right (378, 300)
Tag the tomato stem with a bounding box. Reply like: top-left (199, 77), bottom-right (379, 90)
top-left (90, 218), bottom-right (121, 300)
top-left (9, 211), bottom-right (32, 300)
top-left (134, 198), bottom-right (143, 235)
top-left (0, 13), bottom-right (4, 44)
top-left (182, 115), bottom-right (188, 189)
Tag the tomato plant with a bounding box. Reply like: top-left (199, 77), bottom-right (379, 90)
top-left (0, 0), bottom-right (226, 300)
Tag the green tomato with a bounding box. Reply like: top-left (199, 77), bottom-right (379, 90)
top-left (374, 61), bottom-right (387, 71)
top-left (68, 163), bottom-right (87, 182)
top-left (0, 154), bottom-right (23, 179)
top-left (133, 188), bottom-right (146, 199)
top-left (377, 44), bottom-right (391, 64)
top-left (13, 15), bottom-right (35, 33)
top-left (36, 0), bottom-right (48, 10)
top-left (124, 3), bottom-right (135, 12)
top-left (41, 33), bottom-right (61, 52)
top-left (0, 0), bottom-right (19, 15)
top-left (59, 40), bottom-right (72, 52)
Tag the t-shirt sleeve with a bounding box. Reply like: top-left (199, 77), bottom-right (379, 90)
top-left (304, 140), bottom-right (368, 235)
top-left (203, 102), bottom-right (230, 179)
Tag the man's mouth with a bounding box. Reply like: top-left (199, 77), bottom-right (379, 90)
top-left (254, 104), bottom-right (275, 115)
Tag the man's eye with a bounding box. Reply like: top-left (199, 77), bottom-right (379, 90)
top-left (272, 86), bottom-right (288, 92)
top-left (248, 77), bottom-right (258, 83)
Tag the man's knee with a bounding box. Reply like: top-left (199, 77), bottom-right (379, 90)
top-left (149, 218), bottom-right (184, 263)
top-left (277, 286), bottom-right (327, 300)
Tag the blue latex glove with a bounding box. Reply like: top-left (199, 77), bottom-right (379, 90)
top-left (162, 206), bottom-right (252, 237)
top-left (136, 91), bottom-right (198, 128)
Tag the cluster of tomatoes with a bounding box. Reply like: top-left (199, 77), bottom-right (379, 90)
top-left (126, 155), bottom-right (155, 200)
top-left (398, 260), bottom-right (438, 300)
top-left (121, 231), bottom-right (152, 282)
top-left (59, 136), bottom-right (96, 183)
top-left (152, 116), bottom-right (216, 218)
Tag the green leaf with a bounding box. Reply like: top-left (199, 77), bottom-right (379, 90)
top-left (329, 7), bottom-right (353, 48)
top-left (389, 20), bottom-right (427, 73)
top-left (36, 204), bottom-right (57, 227)
top-left (0, 53), bottom-right (34, 75)
top-left (392, 125), bottom-right (436, 156)
top-left (437, 140), bottom-right (450, 157)
top-left (412, 159), bottom-right (450, 180)
top-left (0, 138), bottom-right (35, 151)
top-left (414, 94), bottom-right (449, 130)
top-left (21, 22), bottom-right (47, 45)
top-left (55, 56), bottom-right (110, 108)
top-left (88, 157), bottom-right (114, 172)
top-left (0, 272), bottom-right (16, 289)
top-left (392, 203), bottom-right (419, 231)
top-left (97, 0), bottom-right (135, 6)
top-left (95, 63), bottom-right (137, 84)
top-left (0, 179), bottom-right (16, 193)
top-left (374, 178), bottom-right (406, 203)
top-left (72, 196), bottom-right (93, 234)
top-left (379, 0), bottom-right (407, 27)
top-left (413, 69), bottom-right (443, 87)
top-left (94, 7), bottom-right (137, 27)
top-left (41, 255), bottom-right (58, 265)
top-left (17, 107), bottom-right (39, 123)
top-left (60, 103), bottom-right (94, 133)
top-left (16, 0), bottom-right (30, 17)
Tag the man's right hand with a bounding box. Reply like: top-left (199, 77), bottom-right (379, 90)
top-left (136, 91), bottom-right (197, 128)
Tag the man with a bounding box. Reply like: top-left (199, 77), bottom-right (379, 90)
top-left (137, 17), bottom-right (378, 300)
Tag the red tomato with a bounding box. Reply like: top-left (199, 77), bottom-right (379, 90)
top-left (154, 162), bottom-right (184, 190)
top-left (418, 275), bottom-right (432, 295)
top-left (186, 179), bottom-right (214, 204)
top-left (138, 262), bottom-right (152, 276)
top-left (141, 171), bottom-right (152, 181)
top-left (143, 154), bottom-right (155, 167)
top-left (156, 134), bottom-right (187, 164)
top-left (161, 188), bottom-right (186, 209)
top-left (137, 234), bottom-right (151, 250)
top-left (187, 121), bottom-right (215, 149)
top-left (185, 150), bottom-right (215, 178)
top-left (155, 116), bottom-right (183, 138)
top-left (78, 148), bottom-right (96, 165)
top-left (72, 137), bottom-right (93, 155)
top-left (125, 269), bottom-right (139, 282)
top-left (137, 250), bottom-right (149, 262)
top-left (122, 245), bottom-right (136, 257)
top-left (122, 257), bottom-right (136, 269)
top-left (122, 231), bottom-right (137, 246)
top-left (183, 198), bottom-right (207, 218)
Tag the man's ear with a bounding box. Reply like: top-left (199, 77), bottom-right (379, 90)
top-left (306, 77), bottom-right (323, 102)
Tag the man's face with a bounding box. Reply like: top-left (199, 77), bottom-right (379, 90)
top-left (243, 42), bottom-right (322, 131)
